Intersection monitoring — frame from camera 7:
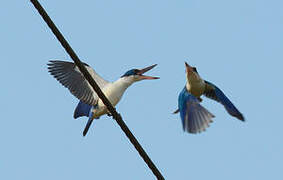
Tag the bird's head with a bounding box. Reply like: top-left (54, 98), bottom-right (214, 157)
top-left (121, 64), bottom-right (159, 82)
top-left (184, 62), bottom-right (200, 83)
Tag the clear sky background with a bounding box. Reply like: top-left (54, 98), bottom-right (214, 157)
top-left (1, 0), bottom-right (282, 179)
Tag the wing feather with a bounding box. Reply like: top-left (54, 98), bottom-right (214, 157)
top-left (204, 81), bottom-right (244, 121)
top-left (48, 60), bottom-right (109, 106)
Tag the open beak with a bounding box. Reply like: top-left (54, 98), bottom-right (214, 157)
top-left (137, 64), bottom-right (159, 80)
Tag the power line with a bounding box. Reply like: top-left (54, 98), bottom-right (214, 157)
top-left (30, 1), bottom-right (165, 179)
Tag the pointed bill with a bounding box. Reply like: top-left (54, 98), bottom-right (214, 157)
top-left (185, 62), bottom-right (193, 74)
top-left (137, 64), bottom-right (159, 80)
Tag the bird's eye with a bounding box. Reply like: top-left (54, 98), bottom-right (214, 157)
top-left (192, 67), bottom-right (197, 73)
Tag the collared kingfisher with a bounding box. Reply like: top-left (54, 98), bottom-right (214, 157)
top-left (174, 62), bottom-right (244, 134)
top-left (48, 60), bottom-right (159, 136)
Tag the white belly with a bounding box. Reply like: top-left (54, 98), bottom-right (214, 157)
top-left (91, 82), bottom-right (128, 119)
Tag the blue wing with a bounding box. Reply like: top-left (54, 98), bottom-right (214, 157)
top-left (178, 87), bottom-right (215, 133)
top-left (204, 81), bottom-right (244, 121)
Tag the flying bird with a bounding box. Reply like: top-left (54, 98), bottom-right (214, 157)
top-left (174, 62), bottom-right (244, 134)
top-left (48, 60), bottom-right (159, 136)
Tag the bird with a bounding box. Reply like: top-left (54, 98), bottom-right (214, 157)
top-left (47, 60), bottom-right (159, 136)
top-left (174, 62), bottom-right (244, 134)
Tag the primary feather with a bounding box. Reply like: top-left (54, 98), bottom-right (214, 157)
top-left (48, 60), bottom-right (109, 106)
top-left (204, 81), bottom-right (245, 121)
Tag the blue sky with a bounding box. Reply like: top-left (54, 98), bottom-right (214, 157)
top-left (1, 0), bottom-right (282, 179)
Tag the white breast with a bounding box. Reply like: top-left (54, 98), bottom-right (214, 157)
top-left (186, 73), bottom-right (206, 97)
top-left (102, 83), bottom-right (126, 106)
top-left (93, 77), bottom-right (134, 118)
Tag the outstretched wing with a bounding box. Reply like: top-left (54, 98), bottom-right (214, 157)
top-left (178, 87), bottom-right (214, 134)
top-left (204, 81), bottom-right (244, 121)
top-left (48, 60), bottom-right (109, 106)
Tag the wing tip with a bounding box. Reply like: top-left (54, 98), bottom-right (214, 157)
top-left (231, 111), bottom-right (245, 121)
top-left (237, 113), bottom-right (245, 121)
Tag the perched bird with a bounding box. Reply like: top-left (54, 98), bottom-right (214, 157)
top-left (174, 62), bottom-right (244, 134)
top-left (48, 60), bottom-right (159, 136)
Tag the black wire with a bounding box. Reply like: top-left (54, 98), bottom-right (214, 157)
top-left (30, 1), bottom-right (165, 179)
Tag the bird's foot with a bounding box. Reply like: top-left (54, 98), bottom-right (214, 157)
top-left (173, 109), bottom-right (180, 114)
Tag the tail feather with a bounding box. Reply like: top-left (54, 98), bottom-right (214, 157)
top-left (73, 101), bottom-right (96, 136)
top-left (83, 117), bottom-right (94, 136)
top-left (178, 87), bottom-right (214, 134)
top-left (74, 101), bottom-right (92, 119)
